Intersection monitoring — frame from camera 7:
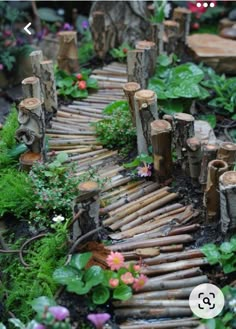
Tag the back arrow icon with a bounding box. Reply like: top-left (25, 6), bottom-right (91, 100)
top-left (24, 22), bottom-right (32, 35)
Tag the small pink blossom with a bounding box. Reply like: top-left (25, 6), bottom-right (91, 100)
top-left (48, 306), bottom-right (69, 321)
top-left (132, 274), bottom-right (148, 291)
top-left (109, 278), bottom-right (119, 288)
top-left (0, 64), bottom-right (4, 70)
top-left (106, 251), bottom-right (124, 271)
top-left (121, 272), bottom-right (134, 284)
top-left (137, 164), bottom-right (152, 177)
top-left (133, 264), bottom-right (141, 272)
top-left (87, 313), bottom-right (110, 329)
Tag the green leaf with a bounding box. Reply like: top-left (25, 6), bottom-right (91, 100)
top-left (70, 252), bottom-right (92, 270)
top-left (201, 243), bottom-right (221, 265)
top-left (92, 286), bottom-right (110, 305)
top-left (223, 312), bottom-right (234, 324)
top-left (87, 77), bottom-right (98, 89)
top-left (159, 99), bottom-right (184, 114)
top-left (103, 101), bottom-right (128, 115)
top-left (230, 237), bottom-right (236, 251)
top-left (67, 277), bottom-right (91, 295)
top-left (56, 152), bottom-right (69, 163)
top-left (84, 266), bottom-right (104, 287)
top-left (102, 270), bottom-right (118, 287)
top-left (157, 54), bottom-right (172, 67)
top-left (0, 324), bottom-right (6, 329)
top-left (113, 285), bottom-right (132, 301)
top-left (220, 242), bottom-right (234, 254)
top-left (71, 89), bottom-right (88, 99)
top-left (123, 158), bottom-right (141, 169)
top-left (8, 319), bottom-right (25, 329)
top-left (199, 114), bottom-right (216, 128)
top-left (31, 296), bottom-right (56, 313)
top-left (53, 266), bottom-right (78, 285)
top-left (223, 262), bottom-right (236, 274)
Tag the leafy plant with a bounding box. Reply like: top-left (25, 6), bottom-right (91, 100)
top-left (124, 153), bottom-right (153, 177)
top-left (53, 251), bottom-right (147, 306)
top-left (110, 43), bottom-right (132, 62)
top-left (55, 68), bottom-right (98, 99)
top-left (201, 66), bottom-right (236, 119)
top-left (201, 236), bottom-right (236, 274)
top-left (150, 0), bottom-right (169, 23)
top-left (149, 54), bottom-right (209, 114)
top-left (94, 101), bottom-right (136, 155)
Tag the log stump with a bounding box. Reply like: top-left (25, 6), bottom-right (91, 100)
top-left (151, 119), bottom-right (172, 182)
top-left (135, 40), bottom-right (157, 77)
top-left (217, 142), bottom-right (236, 170)
top-left (199, 144), bottom-right (219, 188)
top-left (186, 137), bottom-right (202, 180)
top-left (127, 50), bottom-right (147, 89)
top-left (134, 90), bottom-right (158, 154)
top-left (22, 76), bottom-right (41, 101)
top-left (90, 11), bottom-right (110, 59)
top-left (30, 50), bottom-right (43, 79)
top-left (204, 159), bottom-right (228, 221)
top-left (19, 151), bottom-right (42, 172)
top-left (172, 7), bottom-right (191, 44)
top-left (151, 23), bottom-right (164, 55)
top-left (123, 82), bottom-right (141, 127)
top-left (220, 171), bottom-right (236, 233)
top-left (164, 20), bottom-right (180, 55)
top-left (173, 113), bottom-right (194, 160)
top-left (57, 31), bottom-right (79, 74)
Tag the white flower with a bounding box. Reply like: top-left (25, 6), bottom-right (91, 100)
top-left (52, 215), bottom-right (65, 223)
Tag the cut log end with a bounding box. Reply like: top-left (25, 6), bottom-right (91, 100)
top-left (58, 31), bottom-right (77, 38)
top-left (30, 50), bottom-right (43, 58)
top-left (164, 20), bottom-right (180, 28)
top-left (136, 40), bottom-right (156, 49)
top-left (209, 159), bottom-right (228, 171)
top-left (78, 181), bottom-right (99, 192)
top-left (41, 60), bottom-right (53, 65)
top-left (135, 90), bottom-right (156, 102)
top-left (22, 77), bottom-right (39, 85)
top-left (174, 113), bottom-right (194, 122)
top-left (220, 171), bottom-right (236, 186)
top-left (220, 142), bottom-right (236, 151)
top-left (186, 137), bottom-right (201, 150)
top-left (151, 119), bottom-right (171, 133)
top-left (20, 98), bottom-right (41, 110)
top-left (123, 82), bottom-right (141, 92)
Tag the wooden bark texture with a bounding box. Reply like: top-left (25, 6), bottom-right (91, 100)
top-left (151, 23), bottom-right (164, 55)
top-left (199, 144), bottom-right (219, 186)
top-left (90, 11), bottom-right (110, 59)
top-left (135, 40), bottom-right (157, 77)
top-left (164, 20), bottom-right (180, 55)
top-left (172, 7), bottom-right (191, 44)
top-left (173, 113), bottom-right (194, 160)
top-left (219, 171), bottom-right (236, 233)
top-left (204, 159), bottom-right (228, 221)
top-left (186, 137), bottom-right (202, 179)
top-left (123, 82), bottom-right (141, 127)
top-left (30, 50), bottom-right (43, 78)
top-left (127, 50), bottom-right (148, 89)
top-left (134, 89), bottom-right (158, 154)
top-left (57, 31), bottom-right (79, 74)
top-left (22, 76), bottom-right (41, 101)
top-left (151, 119), bottom-right (172, 182)
top-left (217, 142), bottom-right (236, 170)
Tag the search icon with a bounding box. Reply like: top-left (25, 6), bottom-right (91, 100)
top-left (203, 297), bottom-right (211, 306)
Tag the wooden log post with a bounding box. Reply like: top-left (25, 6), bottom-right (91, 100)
top-left (199, 144), bottom-right (219, 188)
top-left (164, 20), bottom-right (180, 55)
top-left (173, 113), bottom-right (194, 160)
top-left (16, 98), bottom-right (45, 158)
top-left (134, 90), bottom-right (158, 154)
top-left (151, 120), bottom-right (172, 182)
top-left (220, 171), bottom-right (236, 234)
top-left (151, 23), bottom-right (164, 55)
top-left (21, 77), bottom-right (41, 101)
top-left (186, 137), bottom-right (202, 180)
top-left (135, 40), bottom-right (157, 77)
top-left (72, 181), bottom-right (101, 242)
top-left (127, 50), bottom-right (147, 89)
top-left (204, 159), bottom-right (228, 221)
top-left (57, 31), bottom-right (79, 74)
top-left (40, 60), bottom-right (58, 123)
top-left (172, 7), bottom-right (191, 57)
top-left (217, 142), bottom-right (236, 170)
top-left (30, 50), bottom-right (43, 79)
top-left (90, 11), bottom-right (107, 59)
top-left (122, 82), bottom-right (141, 127)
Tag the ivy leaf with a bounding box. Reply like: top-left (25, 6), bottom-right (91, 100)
top-left (113, 285), bottom-right (132, 301)
top-left (53, 266), bottom-right (79, 285)
top-left (70, 252), bottom-right (92, 270)
top-left (31, 296), bottom-right (56, 313)
top-left (201, 243), bottom-right (221, 265)
top-left (84, 266), bottom-right (104, 287)
top-left (92, 286), bottom-right (110, 305)
top-left (67, 277), bottom-right (91, 295)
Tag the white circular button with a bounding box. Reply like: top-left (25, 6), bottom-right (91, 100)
top-left (189, 283), bottom-right (225, 319)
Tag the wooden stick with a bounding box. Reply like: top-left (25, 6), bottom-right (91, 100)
top-left (115, 307), bottom-right (192, 319)
top-left (199, 144), bottom-right (219, 187)
top-left (151, 120), bottom-right (172, 182)
top-left (127, 50), bottom-right (147, 89)
top-left (132, 287), bottom-right (194, 300)
top-left (123, 82), bottom-right (141, 127)
top-left (219, 171), bottom-right (236, 233)
top-left (186, 137), bottom-right (202, 180)
top-left (119, 318), bottom-right (199, 329)
top-left (90, 11), bottom-right (107, 59)
top-left (135, 40), bottom-right (157, 77)
top-left (22, 76), bottom-right (41, 101)
top-left (115, 299), bottom-right (189, 308)
top-left (217, 142), bottom-right (236, 170)
top-left (134, 89), bottom-right (158, 154)
top-left (204, 159), bottom-right (228, 221)
top-left (173, 113), bottom-right (194, 160)
top-left (107, 234), bottom-right (194, 251)
top-left (30, 50), bottom-right (43, 79)
top-left (101, 181), bottom-right (145, 201)
top-left (102, 176), bottom-right (132, 192)
top-left (57, 31), bottom-right (79, 74)
top-left (164, 20), bottom-right (180, 55)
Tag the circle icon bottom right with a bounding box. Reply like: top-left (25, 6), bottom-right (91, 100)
top-left (189, 283), bottom-right (225, 319)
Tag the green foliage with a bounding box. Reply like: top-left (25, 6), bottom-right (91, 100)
top-left (95, 101), bottom-right (136, 154)
top-left (78, 39), bottom-right (94, 65)
top-left (53, 252), bottom-right (142, 306)
top-left (150, 0), bottom-right (166, 23)
top-left (0, 228), bottom-right (67, 322)
top-left (201, 236), bottom-right (236, 274)
top-left (201, 67), bottom-right (236, 118)
top-left (55, 68), bottom-right (98, 99)
top-left (149, 54), bottom-right (209, 114)
top-left (110, 43), bottom-right (132, 62)
top-left (124, 153), bottom-right (153, 169)
top-left (0, 168), bottom-right (35, 218)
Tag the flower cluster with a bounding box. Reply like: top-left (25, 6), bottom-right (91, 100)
top-left (76, 73), bottom-right (87, 90)
top-left (137, 163), bottom-right (152, 177)
top-left (106, 251), bottom-right (148, 292)
top-left (33, 305), bottom-right (70, 329)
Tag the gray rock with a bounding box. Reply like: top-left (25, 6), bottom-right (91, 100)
top-left (228, 9), bottom-right (236, 21)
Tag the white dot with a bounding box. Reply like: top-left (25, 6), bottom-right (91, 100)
top-left (196, 2), bottom-right (202, 7)
top-left (210, 2), bottom-right (215, 7)
top-left (203, 2), bottom-right (208, 7)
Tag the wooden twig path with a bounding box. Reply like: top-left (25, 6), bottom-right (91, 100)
top-left (47, 62), bottom-right (206, 328)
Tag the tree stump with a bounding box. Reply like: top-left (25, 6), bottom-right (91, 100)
top-left (164, 20), bottom-right (180, 55)
top-left (19, 151), bottom-right (42, 172)
top-left (73, 181), bottom-right (101, 242)
top-left (57, 31), bottom-right (79, 74)
top-left (186, 137), bottom-right (202, 180)
top-left (151, 119), bottom-right (172, 182)
top-left (220, 171), bottom-right (236, 233)
top-left (16, 98), bottom-right (45, 157)
top-left (135, 40), bottom-right (157, 77)
top-left (172, 7), bottom-right (191, 44)
top-left (122, 82), bottom-right (141, 127)
top-left (217, 142), bottom-right (236, 170)
top-left (134, 90), bottom-right (158, 154)
top-left (40, 60), bottom-right (58, 124)
top-left (199, 144), bottom-right (219, 188)
top-left (173, 113), bottom-right (194, 160)
top-left (90, 11), bottom-right (110, 59)
top-left (30, 50), bottom-right (43, 79)
top-left (151, 23), bottom-right (164, 55)
top-left (127, 50), bottom-right (147, 89)
top-left (22, 76), bottom-right (41, 101)
top-left (204, 159), bottom-right (228, 221)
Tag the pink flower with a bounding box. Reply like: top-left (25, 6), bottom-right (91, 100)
top-left (133, 264), bottom-right (141, 272)
top-left (0, 64), bottom-right (3, 71)
top-left (34, 324), bottom-right (45, 329)
top-left (121, 272), bottom-right (134, 284)
top-left (137, 164), bottom-right (152, 177)
top-left (132, 274), bottom-right (148, 291)
top-left (106, 251), bottom-right (124, 271)
top-left (109, 278), bottom-right (119, 288)
top-left (48, 306), bottom-right (70, 321)
top-left (87, 313), bottom-right (110, 329)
